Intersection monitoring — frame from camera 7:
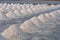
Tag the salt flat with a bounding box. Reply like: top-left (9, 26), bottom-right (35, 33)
top-left (0, 3), bottom-right (60, 40)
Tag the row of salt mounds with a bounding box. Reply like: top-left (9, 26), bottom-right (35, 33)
top-left (1, 10), bottom-right (60, 40)
top-left (0, 4), bottom-right (56, 33)
top-left (0, 3), bottom-right (55, 31)
top-left (0, 3), bottom-right (60, 20)
top-left (1, 3), bottom-right (60, 30)
top-left (1, 24), bottom-right (32, 40)
top-left (19, 10), bottom-right (60, 40)
top-left (19, 10), bottom-right (60, 33)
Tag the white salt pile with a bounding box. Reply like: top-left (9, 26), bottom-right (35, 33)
top-left (1, 24), bottom-right (32, 40)
top-left (6, 11), bottom-right (17, 19)
top-left (14, 10), bottom-right (23, 17)
top-left (38, 14), bottom-right (46, 23)
top-left (20, 20), bottom-right (39, 33)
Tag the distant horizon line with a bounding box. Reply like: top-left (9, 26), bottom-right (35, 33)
top-left (0, 1), bottom-right (60, 4)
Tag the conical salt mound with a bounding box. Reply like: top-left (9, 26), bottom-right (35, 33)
top-left (38, 14), bottom-right (46, 23)
top-left (6, 11), bottom-right (17, 19)
top-left (1, 24), bottom-right (32, 40)
top-left (44, 13), bottom-right (50, 19)
top-left (12, 4), bottom-right (17, 10)
top-left (20, 8), bottom-right (32, 18)
top-left (27, 8), bottom-right (33, 14)
top-left (20, 8), bottom-right (29, 15)
top-left (30, 17), bottom-right (48, 30)
top-left (16, 4), bottom-right (20, 9)
top-left (20, 20), bottom-right (39, 33)
top-left (30, 17), bottom-right (41, 27)
top-left (6, 4), bottom-right (12, 12)
top-left (1, 3), bottom-right (6, 9)
top-left (44, 13), bottom-right (54, 24)
top-left (50, 5), bottom-right (56, 9)
top-left (14, 10), bottom-right (23, 17)
top-left (31, 7), bottom-right (37, 12)
top-left (49, 11), bottom-right (57, 18)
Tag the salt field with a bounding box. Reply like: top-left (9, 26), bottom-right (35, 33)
top-left (0, 3), bottom-right (60, 40)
